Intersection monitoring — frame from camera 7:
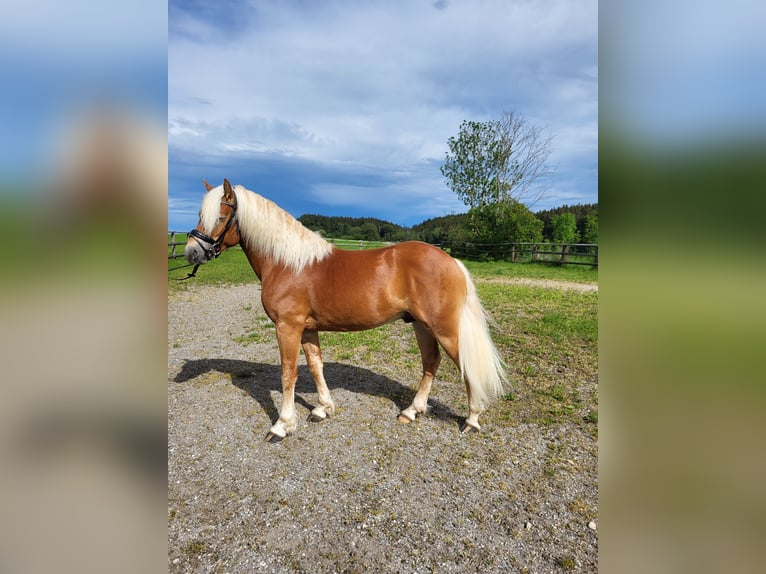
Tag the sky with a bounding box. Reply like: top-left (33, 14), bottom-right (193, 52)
top-left (168, 0), bottom-right (598, 230)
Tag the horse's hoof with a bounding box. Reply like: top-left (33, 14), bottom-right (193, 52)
top-left (459, 422), bottom-right (479, 434)
top-left (307, 413), bottom-right (325, 423)
top-left (264, 432), bottom-right (284, 443)
top-left (397, 413), bottom-right (414, 424)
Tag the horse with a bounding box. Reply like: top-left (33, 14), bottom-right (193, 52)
top-left (185, 179), bottom-right (507, 442)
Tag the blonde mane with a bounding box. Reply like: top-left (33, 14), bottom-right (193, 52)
top-left (201, 184), bottom-right (333, 274)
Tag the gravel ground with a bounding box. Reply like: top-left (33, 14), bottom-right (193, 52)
top-left (168, 282), bottom-right (598, 573)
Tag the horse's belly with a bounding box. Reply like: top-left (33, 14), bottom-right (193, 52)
top-left (308, 300), bottom-right (407, 332)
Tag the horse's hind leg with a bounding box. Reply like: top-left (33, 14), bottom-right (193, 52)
top-left (301, 330), bottom-right (335, 422)
top-left (425, 327), bottom-right (484, 433)
top-left (398, 322), bottom-right (441, 423)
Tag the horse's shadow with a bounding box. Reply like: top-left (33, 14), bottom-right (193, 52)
top-left (173, 358), bottom-right (462, 428)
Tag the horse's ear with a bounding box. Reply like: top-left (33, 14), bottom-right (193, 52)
top-left (223, 178), bottom-right (235, 201)
top-left (202, 179), bottom-right (213, 192)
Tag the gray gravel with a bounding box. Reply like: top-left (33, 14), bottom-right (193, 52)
top-left (168, 282), bottom-right (598, 573)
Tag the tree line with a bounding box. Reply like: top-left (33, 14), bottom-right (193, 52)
top-left (299, 202), bottom-right (597, 245)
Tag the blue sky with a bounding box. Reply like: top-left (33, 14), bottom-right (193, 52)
top-left (168, 0), bottom-right (598, 230)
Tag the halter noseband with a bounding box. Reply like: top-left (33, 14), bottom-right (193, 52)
top-left (189, 199), bottom-right (238, 261)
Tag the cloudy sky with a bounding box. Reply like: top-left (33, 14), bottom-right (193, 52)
top-left (168, 0), bottom-right (598, 229)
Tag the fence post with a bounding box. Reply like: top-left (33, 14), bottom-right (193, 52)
top-left (532, 244), bottom-right (538, 262)
top-left (170, 231), bottom-right (176, 258)
top-left (561, 243), bottom-right (569, 264)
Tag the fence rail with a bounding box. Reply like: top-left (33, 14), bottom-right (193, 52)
top-left (169, 232), bottom-right (597, 267)
top-left (437, 241), bottom-right (598, 267)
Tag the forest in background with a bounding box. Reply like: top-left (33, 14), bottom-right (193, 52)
top-left (299, 202), bottom-right (598, 245)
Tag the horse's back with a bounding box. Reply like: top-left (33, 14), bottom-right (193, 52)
top-left (329, 241), bottom-right (460, 281)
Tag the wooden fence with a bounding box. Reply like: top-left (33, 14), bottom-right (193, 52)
top-left (167, 231), bottom-right (189, 259)
top-left (169, 233), bottom-right (597, 267)
top-left (437, 241), bottom-right (598, 267)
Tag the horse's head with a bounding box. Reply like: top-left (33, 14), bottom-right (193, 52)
top-left (185, 178), bottom-right (241, 265)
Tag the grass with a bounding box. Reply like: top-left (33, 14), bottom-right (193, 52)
top-left (234, 318), bottom-right (275, 345)
top-left (460, 258), bottom-right (597, 283)
top-left (476, 280), bottom-right (598, 430)
top-left (168, 247), bottom-right (255, 288)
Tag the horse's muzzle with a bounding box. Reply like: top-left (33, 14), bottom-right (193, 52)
top-left (184, 242), bottom-right (208, 265)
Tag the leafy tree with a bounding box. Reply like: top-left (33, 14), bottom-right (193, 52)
top-left (583, 214), bottom-right (598, 244)
top-left (441, 111), bottom-right (554, 210)
top-left (536, 203), bottom-right (597, 242)
top-left (471, 200), bottom-right (543, 244)
top-left (359, 221), bottom-right (380, 241)
top-left (412, 213), bottom-right (470, 244)
top-left (551, 212), bottom-right (579, 244)
top-left (440, 120), bottom-right (507, 209)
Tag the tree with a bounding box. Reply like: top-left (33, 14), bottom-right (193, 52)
top-left (551, 212), bottom-right (579, 244)
top-left (583, 214), bottom-right (598, 244)
top-left (535, 203), bottom-right (598, 242)
top-left (358, 221), bottom-right (380, 241)
top-left (441, 111), bottom-right (554, 210)
top-left (472, 200), bottom-right (543, 245)
top-left (440, 120), bottom-right (507, 209)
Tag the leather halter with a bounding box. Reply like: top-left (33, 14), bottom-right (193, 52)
top-left (188, 198), bottom-right (238, 261)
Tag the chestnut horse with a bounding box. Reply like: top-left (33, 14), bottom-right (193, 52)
top-left (185, 179), bottom-right (507, 442)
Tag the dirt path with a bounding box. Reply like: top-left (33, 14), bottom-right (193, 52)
top-left (479, 276), bottom-right (598, 293)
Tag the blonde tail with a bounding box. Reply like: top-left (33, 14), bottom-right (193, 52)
top-left (455, 260), bottom-right (507, 407)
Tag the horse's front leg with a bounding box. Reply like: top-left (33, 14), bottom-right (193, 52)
top-left (265, 323), bottom-right (303, 442)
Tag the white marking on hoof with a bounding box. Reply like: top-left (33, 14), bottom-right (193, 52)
top-left (308, 406), bottom-right (328, 422)
top-left (398, 407), bottom-right (417, 424)
top-left (459, 421), bottom-right (480, 434)
top-left (268, 419), bottom-right (291, 439)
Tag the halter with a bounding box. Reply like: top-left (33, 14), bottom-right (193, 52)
top-left (189, 198), bottom-right (239, 261)
top-left (173, 197), bottom-right (238, 281)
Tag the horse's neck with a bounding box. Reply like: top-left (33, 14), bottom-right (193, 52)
top-left (241, 241), bottom-right (277, 282)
